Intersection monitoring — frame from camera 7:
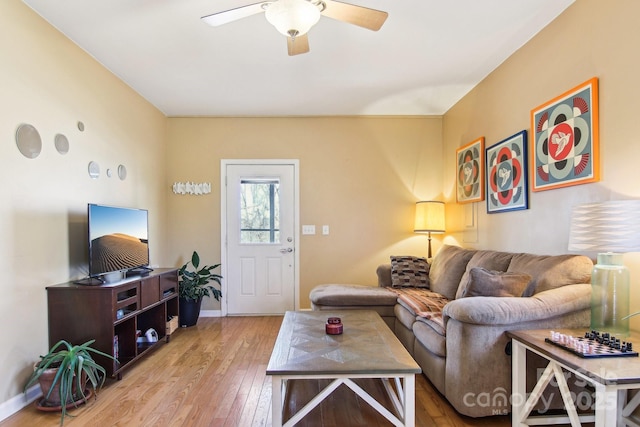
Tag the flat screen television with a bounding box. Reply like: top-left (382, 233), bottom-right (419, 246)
top-left (88, 204), bottom-right (150, 280)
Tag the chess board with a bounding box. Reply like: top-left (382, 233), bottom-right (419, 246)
top-left (545, 330), bottom-right (638, 359)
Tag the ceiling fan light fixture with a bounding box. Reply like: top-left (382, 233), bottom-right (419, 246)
top-left (265, 0), bottom-right (321, 37)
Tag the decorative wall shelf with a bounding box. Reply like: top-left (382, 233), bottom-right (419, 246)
top-left (172, 182), bottom-right (211, 195)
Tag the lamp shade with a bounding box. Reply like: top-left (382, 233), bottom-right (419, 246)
top-left (568, 199), bottom-right (640, 337)
top-left (414, 201), bottom-right (445, 234)
top-left (265, 0), bottom-right (321, 37)
top-left (568, 200), bottom-right (640, 253)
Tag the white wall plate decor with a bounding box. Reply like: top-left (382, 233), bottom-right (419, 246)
top-left (88, 161), bottom-right (100, 179)
top-left (16, 123), bottom-right (42, 159)
top-left (54, 133), bottom-right (69, 155)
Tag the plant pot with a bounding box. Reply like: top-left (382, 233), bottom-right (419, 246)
top-left (179, 297), bottom-right (203, 327)
top-left (36, 366), bottom-right (87, 407)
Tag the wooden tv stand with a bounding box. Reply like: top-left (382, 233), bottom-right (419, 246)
top-left (46, 268), bottom-right (179, 380)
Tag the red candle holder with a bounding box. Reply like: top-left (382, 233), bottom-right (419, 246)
top-left (326, 317), bottom-right (343, 335)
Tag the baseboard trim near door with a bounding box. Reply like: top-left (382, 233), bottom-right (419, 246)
top-left (200, 310), bottom-right (223, 318)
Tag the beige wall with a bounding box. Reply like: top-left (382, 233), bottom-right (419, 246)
top-left (5, 0), bottom-right (640, 417)
top-left (0, 1), bottom-right (168, 406)
top-left (166, 117), bottom-right (443, 311)
top-left (442, 0), bottom-right (640, 330)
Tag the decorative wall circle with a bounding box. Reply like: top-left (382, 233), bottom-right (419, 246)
top-left (88, 161), bottom-right (100, 179)
top-left (54, 133), bottom-right (69, 155)
top-left (117, 164), bottom-right (127, 180)
top-left (77, 121), bottom-right (85, 132)
top-left (15, 123), bottom-right (42, 159)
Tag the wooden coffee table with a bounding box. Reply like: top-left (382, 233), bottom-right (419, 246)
top-left (267, 310), bottom-right (421, 427)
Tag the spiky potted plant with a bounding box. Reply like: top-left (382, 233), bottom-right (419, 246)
top-left (24, 339), bottom-right (116, 425)
top-left (178, 250), bottom-right (222, 327)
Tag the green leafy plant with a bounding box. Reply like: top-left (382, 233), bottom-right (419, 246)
top-left (24, 339), bottom-right (116, 425)
top-left (178, 251), bottom-right (222, 302)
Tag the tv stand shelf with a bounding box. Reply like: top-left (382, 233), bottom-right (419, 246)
top-left (46, 268), bottom-right (179, 380)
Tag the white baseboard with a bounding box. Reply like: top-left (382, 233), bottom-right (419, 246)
top-left (199, 310), bottom-right (223, 317)
top-left (0, 384), bottom-right (41, 423)
top-left (2, 310), bottom-right (222, 422)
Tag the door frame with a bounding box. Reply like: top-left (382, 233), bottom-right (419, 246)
top-left (220, 159), bottom-right (300, 316)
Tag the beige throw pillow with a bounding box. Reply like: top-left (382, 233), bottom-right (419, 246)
top-left (462, 267), bottom-right (532, 298)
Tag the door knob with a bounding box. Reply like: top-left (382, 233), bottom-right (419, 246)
top-left (280, 247), bottom-right (293, 254)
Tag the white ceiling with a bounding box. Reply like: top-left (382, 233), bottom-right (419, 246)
top-left (22, 0), bottom-right (574, 117)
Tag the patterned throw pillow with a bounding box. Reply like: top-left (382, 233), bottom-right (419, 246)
top-left (390, 256), bottom-right (430, 288)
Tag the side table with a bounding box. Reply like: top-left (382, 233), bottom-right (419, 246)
top-left (508, 329), bottom-right (640, 427)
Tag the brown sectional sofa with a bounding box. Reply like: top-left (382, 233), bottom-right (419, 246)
top-left (309, 245), bottom-right (593, 417)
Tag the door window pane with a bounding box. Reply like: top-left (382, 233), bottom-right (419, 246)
top-left (240, 179), bottom-right (280, 243)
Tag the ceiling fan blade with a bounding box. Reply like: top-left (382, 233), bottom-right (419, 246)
top-left (287, 34), bottom-right (310, 56)
top-left (321, 0), bottom-right (388, 31)
top-left (201, 2), bottom-right (268, 27)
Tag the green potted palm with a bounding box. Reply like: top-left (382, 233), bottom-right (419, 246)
top-left (24, 339), bottom-right (116, 425)
top-left (178, 250), bottom-right (222, 327)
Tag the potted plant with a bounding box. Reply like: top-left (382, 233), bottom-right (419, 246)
top-left (24, 339), bottom-right (116, 425)
top-left (178, 250), bottom-right (222, 327)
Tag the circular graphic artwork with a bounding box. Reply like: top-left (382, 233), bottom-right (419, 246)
top-left (486, 131), bottom-right (528, 213)
top-left (456, 138), bottom-right (484, 203)
top-left (531, 79), bottom-right (598, 191)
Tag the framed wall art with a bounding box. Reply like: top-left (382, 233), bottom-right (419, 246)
top-left (486, 130), bottom-right (528, 214)
top-left (530, 77), bottom-right (599, 192)
top-left (456, 137), bottom-right (484, 203)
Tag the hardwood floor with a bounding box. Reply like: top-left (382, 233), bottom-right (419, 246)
top-left (1, 317), bottom-right (510, 426)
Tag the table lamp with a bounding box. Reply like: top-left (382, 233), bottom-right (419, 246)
top-left (414, 201), bottom-right (445, 259)
top-left (568, 200), bottom-right (640, 336)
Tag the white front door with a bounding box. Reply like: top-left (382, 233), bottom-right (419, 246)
top-left (222, 160), bottom-right (299, 315)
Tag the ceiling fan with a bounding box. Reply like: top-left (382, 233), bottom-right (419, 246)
top-left (201, 0), bottom-right (388, 56)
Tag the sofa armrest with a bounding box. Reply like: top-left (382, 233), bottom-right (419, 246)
top-left (442, 283), bottom-right (591, 326)
top-left (442, 283), bottom-right (591, 417)
top-left (376, 264), bottom-right (392, 288)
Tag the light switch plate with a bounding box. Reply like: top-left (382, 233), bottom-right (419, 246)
top-left (322, 225), bottom-right (329, 235)
top-left (302, 225), bottom-right (316, 235)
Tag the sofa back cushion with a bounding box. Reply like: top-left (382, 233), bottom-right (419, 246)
top-left (429, 245), bottom-right (476, 300)
top-left (507, 253), bottom-right (593, 296)
top-left (455, 250), bottom-right (515, 299)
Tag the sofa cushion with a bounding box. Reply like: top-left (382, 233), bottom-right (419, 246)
top-left (414, 313), bottom-right (446, 337)
top-left (413, 318), bottom-right (446, 355)
top-left (390, 287), bottom-right (449, 338)
top-left (461, 267), bottom-right (532, 298)
top-left (507, 253), bottom-right (593, 296)
top-left (455, 250), bottom-right (515, 299)
top-left (395, 302), bottom-right (419, 330)
top-left (309, 283), bottom-right (398, 306)
top-left (389, 287), bottom-right (450, 318)
top-left (429, 245), bottom-right (476, 300)
top-left (390, 255), bottom-right (430, 288)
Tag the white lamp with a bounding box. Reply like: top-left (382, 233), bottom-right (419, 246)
top-left (414, 201), bottom-right (446, 259)
top-left (568, 200), bottom-right (640, 336)
top-left (265, 0), bottom-right (322, 38)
